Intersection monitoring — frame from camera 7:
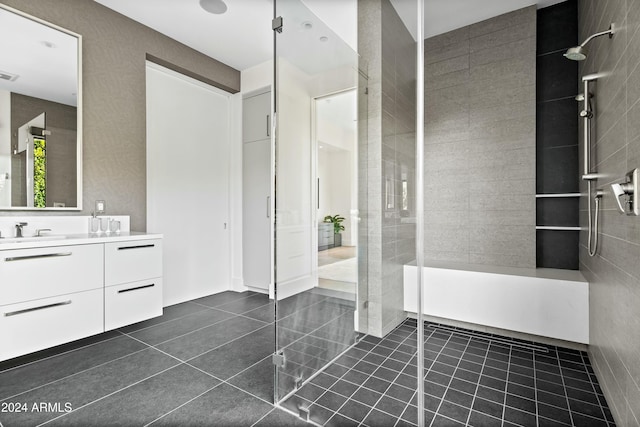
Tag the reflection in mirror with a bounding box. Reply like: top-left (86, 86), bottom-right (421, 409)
top-left (0, 4), bottom-right (81, 210)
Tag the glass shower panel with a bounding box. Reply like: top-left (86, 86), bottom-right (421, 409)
top-left (273, 0), bottom-right (363, 404)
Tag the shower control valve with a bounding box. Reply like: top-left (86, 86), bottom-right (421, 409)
top-left (611, 168), bottom-right (638, 216)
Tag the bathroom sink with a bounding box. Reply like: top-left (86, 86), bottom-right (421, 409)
top-left (0, 235), bottom-right (68, 244)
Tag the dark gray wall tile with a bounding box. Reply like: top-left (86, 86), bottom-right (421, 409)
top-left (537, 0), bottom-right (578, 54)
top-left (537, 51), bottom-right (579, 102)
top-left (537, 230), bottom-right (579, 269)
top-left (537, 98), bottom-right (579, 150)
top-left (536, 197), bottom-right (579, 227)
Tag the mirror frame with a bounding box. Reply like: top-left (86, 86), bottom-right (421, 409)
top-left (0, 3), bottom-right (82, 211)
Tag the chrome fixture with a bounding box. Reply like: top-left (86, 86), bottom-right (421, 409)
top-left (564, 24), bottom-right (615, 61)
top-left (611, 169), bottom-right (639, 215)
top-left (36, 228), bottom-right (52, 236)
top-left (574, 92), bottom-right (592, 102)
top-left (15, 222), bottom-right (27, 238)
top-left (575, 72), bottom-right (611, 256)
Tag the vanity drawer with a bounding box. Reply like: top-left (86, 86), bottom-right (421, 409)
top-left (0, 244), bottom-right (104, 306)
top-left (0, 288), bottom-right (104, 362)
top-left (104, 279), bottom-right (163, 331)
top-left (104, 239), bottom-right (162, 286)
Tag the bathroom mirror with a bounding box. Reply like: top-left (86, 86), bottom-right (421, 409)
top-left (0, 4), bottom-right (82, 210)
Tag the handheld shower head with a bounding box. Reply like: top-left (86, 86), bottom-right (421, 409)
top-left (574, 92), bottom-right (593, 102)
top-left (564, 24), bottom-right (615, 61)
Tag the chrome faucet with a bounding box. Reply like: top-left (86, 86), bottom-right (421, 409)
top-left (36, 228), bottom-right (52, 237)
top-left (15, 222), bottom-right (27, 238)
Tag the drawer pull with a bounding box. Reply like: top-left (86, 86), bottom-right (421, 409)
top-left (4, 300), bottom-right (72, 317)
top-left (4, 252), bottom-right (72, 262)
top-left (118, 284), bottom-right (155, 294)
top-left (117, 244), bottom-right (155, 251)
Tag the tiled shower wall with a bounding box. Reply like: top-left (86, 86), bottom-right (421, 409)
top-left (423, 7), bottom-right (537, 268)
top-left (578, 0), bottom-right (640, 425)
top-left (358, 0), bottom-right (416, 337)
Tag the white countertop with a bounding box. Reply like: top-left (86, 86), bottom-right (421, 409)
top-left (0, 232), bottom-right (162, 251)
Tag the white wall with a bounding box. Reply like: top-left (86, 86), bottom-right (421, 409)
top-left (318, 147), bottom-right (353, 246)
top-left (0, 90), bottom-right (10, 207)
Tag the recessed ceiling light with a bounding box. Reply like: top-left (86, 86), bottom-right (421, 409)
top-left (319, 36), bottom-right (329, 42)
top-left (301, 21), bottom-right (313, 30)
top-left (200, 0), bottom-right (227, 15)
top-left (40, 41), bottom-right (56, 48)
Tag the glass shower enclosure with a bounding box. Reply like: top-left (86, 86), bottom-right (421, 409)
top-left (271, 0), bottom-right (367, 404)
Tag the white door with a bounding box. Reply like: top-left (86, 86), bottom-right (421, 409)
top-left (146, 62), bottom-right (230, 306)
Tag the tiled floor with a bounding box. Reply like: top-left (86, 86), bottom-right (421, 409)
top-left (283, 319), bottom-right (616, 427)
top-left (1, 292), bottom-right (616, 427)
top-left (0, 290), bottom-right (352, 427)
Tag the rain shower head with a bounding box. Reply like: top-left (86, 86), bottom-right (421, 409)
top-left (564, 45), bottom-right (587, 61)
top-left (564, 24), bottom-right (615, 61)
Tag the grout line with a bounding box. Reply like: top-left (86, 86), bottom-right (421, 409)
top-left (142, 383), bottom-right (222, 427)
top-left (534, 349), bottom-right (539, 427)
top-left (500, 345), bottom-right (512, 427)
top-left (348, 326), bottom-right (423, 426)
top-left (427, 325), bottom-right (549, 353)
top-left (117, 302), bottom-right (214, 334)
top-left (555, 349), bottom-right (576, 427)
top-left (181, 323), bottom-right (272, 364)
top-left (395, 326), bottom-right (440, 427)
top-left (0, 346), bottom-right (161, 403)
top-left (196, 304), bottom-right (272, 325)
top-left (124, 291), bottom-right (261, 335)
top-left (580, 351), bottom-right (610, 423)
top-left (36, 364), bottom-right (181, 426)
top-left (0, 333), bottom-right (125, 375)
top-left (427, 330), bottom-right (471, 427)
top-left (122, 330), bottom-right (276, 408)
top-left (249, 409), bottom-right (275, 427)
top-left (291, 321), bottom-right (416, 426)
top-left (464, 337), bottom-right (490, 426)
top-left (142, 311), bottom-right (266, 350)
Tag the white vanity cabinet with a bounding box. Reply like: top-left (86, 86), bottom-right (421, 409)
top-left (0, 244), bottom-right (105, 361)
top-left (103, 239), bottom-right (163, 331)
top-left (0, 244), bottom-right (104, 306)
top-left (0, 235), bottom-right (163, 362)
top-left (0, 289), bottom-right (104, 362)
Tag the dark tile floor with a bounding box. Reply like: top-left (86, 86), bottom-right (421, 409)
top-left (0, 290), bottom-right (351, 427)
top-left (283, 319), bottom-right (616, 427)
top-left (0, 291), bottom-right (616, 427)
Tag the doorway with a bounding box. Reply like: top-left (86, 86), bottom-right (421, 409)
top-left (315, 89), bottom-right (358, 296)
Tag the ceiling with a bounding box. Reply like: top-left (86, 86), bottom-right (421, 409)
top-left (95, 0), bottom-right (567, 73)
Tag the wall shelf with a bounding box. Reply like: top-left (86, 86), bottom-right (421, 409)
top-left (536, 193), bottom-right (581, 198)
top-left (536, 226), bottom-right (581, 231)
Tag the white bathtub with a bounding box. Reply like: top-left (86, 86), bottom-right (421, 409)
top-left (403, 262), bottom-right (589, 344)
